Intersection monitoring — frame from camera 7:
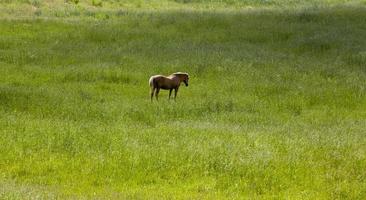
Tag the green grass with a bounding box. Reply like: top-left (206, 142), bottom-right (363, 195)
top-left (0, 0), bottom-right (366, 199)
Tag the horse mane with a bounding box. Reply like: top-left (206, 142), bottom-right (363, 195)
top-left (173, 72), bottom-right (189, 76)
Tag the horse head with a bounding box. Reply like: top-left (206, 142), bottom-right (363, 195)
top-left (174, 72), bottom-right (189, 87)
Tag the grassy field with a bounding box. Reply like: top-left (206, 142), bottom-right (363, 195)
top-left (0, 0), bottom-right (366, 199)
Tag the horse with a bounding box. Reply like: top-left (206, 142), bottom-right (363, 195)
top-left (149, 72), bottom-right (189, 101)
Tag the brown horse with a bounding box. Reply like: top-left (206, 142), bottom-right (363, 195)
top-left (149, 72), bottom-right (189, 101)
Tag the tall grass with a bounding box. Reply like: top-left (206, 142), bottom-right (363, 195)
top-left (0, 1), bottom-right (365, 199)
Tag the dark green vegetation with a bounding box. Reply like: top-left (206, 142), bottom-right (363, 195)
top-left (0, 0), bottom-right (365, 199)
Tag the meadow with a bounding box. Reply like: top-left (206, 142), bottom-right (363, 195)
top-left (0, 0), bottom-right (366, 199)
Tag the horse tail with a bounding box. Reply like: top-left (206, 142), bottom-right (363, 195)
top-left (149, 76), bottom-right (154, 88)
top-left (149, 76), bottom-right (159, 92)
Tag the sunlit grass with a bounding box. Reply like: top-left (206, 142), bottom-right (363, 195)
top-left (0, 0), bottom-right (365, 199)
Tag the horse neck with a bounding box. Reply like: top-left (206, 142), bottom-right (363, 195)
top-left (178, 76), bottom-right (184, 83)
top-left (171, 75), bottom-right (183, 83)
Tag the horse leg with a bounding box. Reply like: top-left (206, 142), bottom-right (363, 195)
top-left (169, 89), bottom-right (173, 100)
top-left (174, 87), bottom-right (179, 100)
top-left (150, 87), bottom-right (155, 102)
top-left (155, 88), bottom-right (160, 101)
